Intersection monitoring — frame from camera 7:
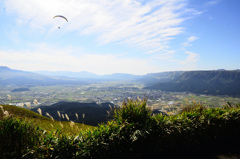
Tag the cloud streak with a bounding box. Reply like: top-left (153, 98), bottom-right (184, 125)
top-left (183, 36), bottom-right (198, 47)
top-left (4, 0), bottom-right (194, 53)
top-left (2, 0), bottom-right (205, 74)
top-left (177, 36), bottom-right (199, 69)
top-left (205, 0), bottom-right (220, 7)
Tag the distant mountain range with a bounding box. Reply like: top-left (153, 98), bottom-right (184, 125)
top-left (1, 66), bottom-right (240, 96)
top-left (35, 70), bottom-right (142, 81)
top-left (35, 70), bottom-right (101, 79)
top-left (0, 66), bottom-right (89, 86)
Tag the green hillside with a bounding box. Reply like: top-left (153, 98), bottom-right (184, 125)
top-left (1, 100), bottom-right (240, 159)
top-left (0, 105), bottom-right (93, 135)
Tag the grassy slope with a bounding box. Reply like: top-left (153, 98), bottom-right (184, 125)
top-left (0, 105), bottom-right (94, 135)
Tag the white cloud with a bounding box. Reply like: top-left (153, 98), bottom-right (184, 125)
top-left (180, 51), bottom-right (199, 64)
top-left (0, 44), bottom-right (156, 75)
top-left (205, 0), bottom-right (220, 6)
top-left (173, 35), bottom-right (200, 69)
top-left (2, 0), bottom-right (204, 73)
top-left (183, 36), bottom-right (198, 47)
top-left (188, 36), bottom-right (198, 42)
top-left (4, 0), bottom-right (195, 53)
top-left (175, 50), bottom-right (199, 70)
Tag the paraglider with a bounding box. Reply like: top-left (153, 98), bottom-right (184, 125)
top-left (53, 15), bottom-right (68, 29)
top-left (53, 15), bottom-right (68, 22)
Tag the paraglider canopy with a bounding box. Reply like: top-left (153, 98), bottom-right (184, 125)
top-left (53, 15), bottom-right (68, 22)
top-left (53, 15), bottom-right (68, 29)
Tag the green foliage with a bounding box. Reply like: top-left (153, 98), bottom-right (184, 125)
top-left (179, 102), bottom-right (207, 114)
top-left (1, 100), bottom-right (240, 158)
top-left (113, 98), bottom-right (154, 126)
top-left (0, 117), bottom-right (42, 159)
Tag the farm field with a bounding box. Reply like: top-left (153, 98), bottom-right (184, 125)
top-left (1, 82), bottom-right (240, 111)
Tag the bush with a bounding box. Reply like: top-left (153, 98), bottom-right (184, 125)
top-left (113, 98), bottom-right (154, 127)
top-left (0, 117), bottom-right (42, 159)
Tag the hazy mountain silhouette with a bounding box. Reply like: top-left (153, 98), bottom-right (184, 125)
top-left (0, 66), bottom-right (88, 86)
top-left (35, 70), bottom-right (142, 81)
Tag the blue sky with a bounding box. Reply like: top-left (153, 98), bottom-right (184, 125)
top-left (0, 0), bottom-right (239, 75)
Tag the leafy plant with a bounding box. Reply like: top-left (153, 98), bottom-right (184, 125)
top-left (1, 100), bottom-right (240, 158)
top-left (0, 117), bottom-right (42, 159)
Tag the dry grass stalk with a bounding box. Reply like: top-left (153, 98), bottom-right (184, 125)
top-left (19, 103), bottom-right (24, 107)
top-left (57, 111), bottom-right (61, 118)
top-left (46, 112), bottom-right (54, 121)
top-left (69, 121), bottom-right (75, 128)
top-left (37, 108), bottom-right (42, 116)
top-left (59, 122), bottom-right (64, 128)
top-left (50, 123), bottom-right (54, 128)
top-left (7, 95), bottom-right (12, 102)
top-left (4, 110), bottom-right (9, 117)
top-left (0, 105), bottom-right (3, 113)
top-left (82, 113), bottom-right (85, 119)
top-left (75, 113), bottom-right (78, 120)
top-left (62, 114), bottom-right (65, 119)
top-left (65, 114), bottom-right (70, 121)
top-left (0, 106), bottom-right (9, 118)
top-left (26, 102), bottom-right (31, 109)
top-left (34, 99), bottom-right (39, 106)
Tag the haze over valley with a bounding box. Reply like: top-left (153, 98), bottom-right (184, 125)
top-left (1, 66), bottom-right (240, 117)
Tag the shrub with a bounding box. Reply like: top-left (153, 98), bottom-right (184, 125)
top-left (113, 98), bottom-right (154, 127)
top-left (0, 117), bottom-right (42, 159)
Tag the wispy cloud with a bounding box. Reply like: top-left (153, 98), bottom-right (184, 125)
top-left (4, 0), bottom-right (196, 53)
top-left (179, 51), bottom-right (199, 64)
top-left (205, 0), bottom-right (220, 7)
top-left (177, 36), bottom-right (199, 68)
top-left (2, 0), bottom-right (205, 73)
top-left (183, 36), bottom-right (198, 47)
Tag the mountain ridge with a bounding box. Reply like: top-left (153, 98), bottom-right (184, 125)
top-left (0, 66), bottom-right (89, 86)
top-left (1, 66), bottom-right (240, 96)
top-left (145, 70), bottom-right (240, 96)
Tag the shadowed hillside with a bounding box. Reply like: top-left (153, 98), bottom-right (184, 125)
top-left (145, 70), bottom-right (240, 96)
top-left (31, 102), bottom-right (114, 126)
